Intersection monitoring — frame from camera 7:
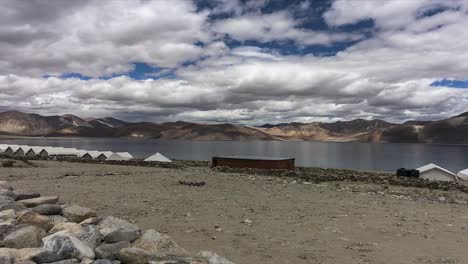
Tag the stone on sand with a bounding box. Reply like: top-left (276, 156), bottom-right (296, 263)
top-left (20, 196), bottom-right (59, 207)
top-left (62, 205), bottom-right (97, 223)
top-left (132, 229), bottom-right (188, 256)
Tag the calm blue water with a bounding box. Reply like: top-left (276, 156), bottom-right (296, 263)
top-left (1, 138), bottom-right (468, 172)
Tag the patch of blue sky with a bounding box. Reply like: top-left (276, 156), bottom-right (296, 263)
top-left (431, 79), bottom-right (468, 88)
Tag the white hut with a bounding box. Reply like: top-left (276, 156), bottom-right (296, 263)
top-left (144, 152), bottom-right (172, 163)
top-left (417, 163), bottom-right (458, 182)
top-left (97, 151), bottom-right (114, 160)
top-left (116, 152), bottom-right (133, 160)
top-left (457, 169), bottom-right (468, 181)
top-left (14, 145), bottom-right (31, 156)
top-left (106, 153), bottom-right (131, 161)
top-left (82, 151), bottom-right (103, 159)
top-left (25, 146), bottom-right (45, 157)
top-left (4, 145), bottom-right (21, 155)
top-left (39, 147), bottom-right (79, 158)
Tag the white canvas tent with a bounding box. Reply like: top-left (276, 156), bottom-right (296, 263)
top-left (106, 153), bottom-right (131, 161)
top-left (417, 163), bottom-right (458, 182)
top-left (457, 169), bottom-right (468, 181)
top-left (39, 147), bottom-right (79, 158)
top-left (97, 151), bottom-right (114, 160)
top-left (4, 145), bottom-right (21, 155)
top-left (25, 146), bottom-right (46, 157)
top-left (144, 152), bottom-right (172, 163)
top-left (14, 145), bottom-right (31, 156)
top-left (116, 152), bottom-right (133, 160)
top-left (82, 151), bottom-right (103, 159)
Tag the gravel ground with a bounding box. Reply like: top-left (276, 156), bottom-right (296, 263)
top-left (1, 159), bottom-right (468, 264)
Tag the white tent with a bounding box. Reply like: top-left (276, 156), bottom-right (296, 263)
top-left (106, 153), bottom-right (131, 161)
top-left (97, 151), bottom-right (114, 160)
top-left (417, 163), bottom-right (458, 182)
top-left (457, 169), bottom-right (468, 181)
top-left (82, 151), bottom-right (103, 159)
top-left (116, 152), bottom-right (133, 160)
top-left (40, 147), bottom-right (79, 158)
top-left (25, 146), bottom-right (45, 157)
top-left (15, 145), bottom-right (32, 156)
top-left (4, 145), bottom-right (20, 155)
top-left (144, 152), bottom-right (172, 163)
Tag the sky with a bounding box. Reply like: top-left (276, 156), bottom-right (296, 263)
top-left (1, 0), bottom-right (468, 124)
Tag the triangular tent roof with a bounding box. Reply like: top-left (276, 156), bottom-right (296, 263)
top-left (116, 152), bottom-right (133, 159)
top-left (144, 152), bottom-right (172, 163)
top-left (106, 153), bottom-right (131, 161)
top-left (417, 163), bottom-right (456, 175)
top-left (457, 169), bottom-right (468, 181)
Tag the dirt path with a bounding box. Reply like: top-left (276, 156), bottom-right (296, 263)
top-left (1, 159), bottom-right (468, 264)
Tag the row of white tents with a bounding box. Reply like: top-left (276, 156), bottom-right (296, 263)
top-left (417, 163), bottom-right (468, 182)
top-left (0, 144), bottom-right (172, 163)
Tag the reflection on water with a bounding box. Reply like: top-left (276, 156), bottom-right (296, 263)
top-left (1, 138), bottom-right (468, 172)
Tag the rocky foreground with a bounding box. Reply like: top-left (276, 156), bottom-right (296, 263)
top-left (0, 180), bottom-right (234, 264)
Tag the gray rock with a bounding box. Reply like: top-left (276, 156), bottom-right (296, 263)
top-left (13, 190), bottom-right (40, 201)
top-left (118, 248), bottom-right (151, 264)
top-left (62, 205), bottom-right (97, 223)
top-left (20, 196), bottom-right (59, 207)
top-left (0, 248), bottom-right (46, 263)
top-left (0, 220), bottom-right (17, 240)
top-left (0, 195), bottom-right (26, 211)
top-left (133, 229), bottom-right (188, 256)
top-left (49, 215), bottom-right (69, 225)
top-left (49, 222), bottom-right (83, 236)
top-left (0, 181), bottom-right (13, 191)
top-left (77, 225), bottom-right (102, 250)
top-left (33, 233), bottom-right (95, 263)
top-left (80, 217), bottom-right (102, 226)
top-left (94, 260), bottom-right (113, 264)
top-left (99, 216), bottom-right (141, 243)
top-left (0, 209), bottom-right (16, 221)
top-left (95, 242), bottom-right (131, 260)
top-left (195, 251), bottom-right (235, 264)
top-left (18, 211), bottom-right (53, 231)
top-left (44, 259), bottom-right (79, 264)
top-left (2, 225), bottom-right (46, 248)
top-left (32, 204), bottom-right (62, 215)
top-left (0, 189), bottom-right (17, 199)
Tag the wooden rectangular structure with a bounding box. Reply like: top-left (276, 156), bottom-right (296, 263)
top-left (212, 156), bottom-right (295, 171)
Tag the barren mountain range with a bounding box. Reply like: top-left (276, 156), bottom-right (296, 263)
top-left (0, 110), bottom-right (467, 144)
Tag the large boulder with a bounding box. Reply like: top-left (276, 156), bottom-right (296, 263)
top-left (0, 248), bottom-right (47, 263)
top-left (49, 215), bottom-right (69, 225)
top-left (0, 196), bottom-right (26, 211)
top-left (118, 248), bottom-right (152, 264)
top-left (132, 229), bottom-right (188, 256)
top-left (18, 211), bottom-right (53, 231)
top-left (62, 205), bottom-right (97, 223)
top-left (49, 222), bottom-right (83, 236)
top-left (95, 241), bottom-right (131, 260)
top-left (195, 251), bottom-right (235, 264)
top-left (99, 216), bottom-right (141, 243)
top-left (1, 225), bottom-right (46, 248)
top-left (33, 204), bottom-right (62, 215)
top-left (20, 196), bottom-right (59, 208)
top-left (77, 225), bottom-right (102, 250)
top-left (0, 219), bottom-right (17, 240)
top-left (33, 233), bottom-right (95, 263)
top-left (13, 190), bottom-right (40, 201)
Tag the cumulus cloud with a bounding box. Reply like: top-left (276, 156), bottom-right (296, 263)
top-left (1, 0), bottom-right (468, 124)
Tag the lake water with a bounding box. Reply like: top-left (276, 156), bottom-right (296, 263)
top-left (1, 138), bottom-right (468, 172)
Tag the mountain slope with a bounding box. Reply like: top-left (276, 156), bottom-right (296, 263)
top-left (1, 110), bottom-right (468, 144)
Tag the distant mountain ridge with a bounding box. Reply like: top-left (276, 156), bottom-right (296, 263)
top-left (1, 110), bottom-right (468, 144)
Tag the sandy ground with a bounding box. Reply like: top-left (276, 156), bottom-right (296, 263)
top-left (1, 159), bottom-right (468, 264)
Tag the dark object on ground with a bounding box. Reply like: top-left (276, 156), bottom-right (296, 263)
top-left (2, 160), bottom-right (15, 167)
top-left (396, 168), bottom-right (420, 178)
top-left (179, 181), bottom-right (206, 187)
top-left (212, 156), bottom-right (295, 171)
